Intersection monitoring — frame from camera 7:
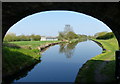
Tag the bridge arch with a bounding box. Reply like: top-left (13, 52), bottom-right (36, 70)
top-left (2, 3), bottom-right (120, 47)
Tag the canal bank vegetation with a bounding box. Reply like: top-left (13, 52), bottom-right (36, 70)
top-left (2, 38), bottom-right (60, 81)
top-left (10, 40), bottom-right (60, 49)
top-left (3, 43), bottom-right (40, 78)
top-left (94, 31), bottom-right (115, 40)
top-left (76, 32), bottom-right (119, 83)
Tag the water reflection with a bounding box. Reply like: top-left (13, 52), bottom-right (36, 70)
top-left (59, 38), bottom-right (87, 59)
top-left (59, 42), bottom-right (78, 59)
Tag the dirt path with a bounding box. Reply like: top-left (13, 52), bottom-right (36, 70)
top-left (94, 61), bottom-right (109, 82)
top-left (94, 42), bottom-right (113, 82)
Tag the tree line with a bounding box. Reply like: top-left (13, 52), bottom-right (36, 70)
top-left (4, 32), bottom-right (41, 42)
top-left (4, 25), bottom-right (115, 42)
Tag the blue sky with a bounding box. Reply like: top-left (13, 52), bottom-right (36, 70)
top-left (7, 10), bottom-right (112, 36)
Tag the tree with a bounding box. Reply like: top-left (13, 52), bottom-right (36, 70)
top-left (58, 25), bottom-right (78, 41)
top-left (18, 35), bottom-right (27, 41)
top-left (29, 34), bottom-right (41, 41)
top-left (34, 35), bottom-right (41, 41)
top-left (64, 24), bottom-right (73, 34)
top-left (58, 32), bottom-right (65, 40)
top-left (66, 31), bottom-right (78, 40)
top-left (4, 32), bottom-right (17, 42)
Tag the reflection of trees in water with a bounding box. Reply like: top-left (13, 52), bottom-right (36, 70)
top-left (59, 42), bottom-right (78, 59)
top-left (59, 38), bottom-right (88, 59)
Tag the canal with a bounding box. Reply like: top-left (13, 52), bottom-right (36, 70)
top-left (13, 40), bottom-right (102, 83)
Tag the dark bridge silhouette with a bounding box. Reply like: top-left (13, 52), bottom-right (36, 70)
top-left (2, 2), bottom-right (120, 80)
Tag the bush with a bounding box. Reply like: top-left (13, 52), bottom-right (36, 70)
top-left (96, 32), bottom-right (114, 40)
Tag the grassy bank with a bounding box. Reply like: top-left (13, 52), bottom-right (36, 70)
top-left (3, 45), bottom-right (40, 77)
top-left (10, 41), bottom-right (59, 49)
top-left (3, 40), bottom-right (60, 79)
top-left (75, 37), bottom-right (119, 83)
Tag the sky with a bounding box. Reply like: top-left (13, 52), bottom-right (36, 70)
top-left (7, 10), bottom-right (112, 36)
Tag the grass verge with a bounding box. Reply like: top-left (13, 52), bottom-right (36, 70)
top-left (75, 37), bottom-right (119, 83)
top-left (10, 41), bottom-right (59, 49)
top-left (2, 41), bottom-right (60, 80)
top-left (2, 44), bottom-right (40, 78)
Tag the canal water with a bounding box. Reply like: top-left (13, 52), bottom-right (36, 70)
top-left (14, 40), bottom-right (102, 82)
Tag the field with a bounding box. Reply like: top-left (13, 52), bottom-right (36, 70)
top-left (75, 37), bottom-right (119, 83)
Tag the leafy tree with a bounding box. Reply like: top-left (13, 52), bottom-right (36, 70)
top-left (4, 32), bottom-right (17, 42)
top-left (29, 34), bottom-right (41, 41)
top-left (87, 35), bottom-right (95, 39)
top-left (64, 24), bottom-right (73, 34)
top-left (18, 35), bottom-right (27, 41)
top-left (66, 31), bottom-right (78, 40)
top-left (29, 34), bottom-right (35, 41)
top-left (34, 35), bottom-right (41, 41)
top-left (58, 25), bottom-right (78, 41)
top-left (58, 32), bottom-right (65, 40)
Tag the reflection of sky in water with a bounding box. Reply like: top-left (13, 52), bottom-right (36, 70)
top-left (14, 40), bottom-right (102, 82)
